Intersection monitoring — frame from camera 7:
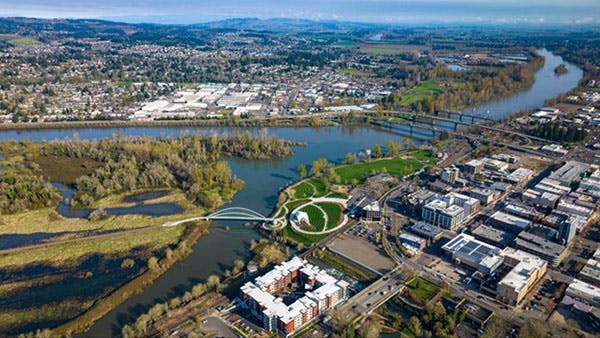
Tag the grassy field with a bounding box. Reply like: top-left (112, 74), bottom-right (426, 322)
top-left (398, 81), bottom-right (443, 105)
top-left (0, 190), bottom-right (200, 237)
top-left (0, 35), bottom-right (41, 46)
top-left (282, 225), bottom-right (327, 246)
top-left (361, 46), bottom-right (405, 55)
top-left (312, 250), bottom-right (377, 283)
top-left (299, 204), bottom-right (326, 230)
top-left (334, 151), bottom-right (435, 184)
top-left (0, 226), bottom-right (184, 268)
top-left (292, 181), bottom-right (315, 199)
top-left (406, 277), bottom-right (439, 301)
top-left (318, 202), bottom-right (343, 230)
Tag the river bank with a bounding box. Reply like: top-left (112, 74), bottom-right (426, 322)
top-left (0, 49), bottom-right (583, 337)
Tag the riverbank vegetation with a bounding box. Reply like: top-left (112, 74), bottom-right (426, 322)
top-left (0, 132), bottom-right (299, 336)
top-left (0, 222), bottom-right (208, 336)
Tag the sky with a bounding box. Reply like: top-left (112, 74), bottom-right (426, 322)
top-left (0, 0), bottom-right (599, 25)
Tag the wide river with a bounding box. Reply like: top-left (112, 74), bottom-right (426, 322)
top-left (0, 49), bottom-right (582, 336)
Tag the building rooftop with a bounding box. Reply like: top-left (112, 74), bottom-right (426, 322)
top-left (567, 279), bottom-right (600, 304)
top-left (242, 256), bottom-right (347, 324)
top-left (499, 248), bottom-right (547, 293)
top-left (409, 222), bottom-right (444, 239)
top-left (442, 233), bottom-right (503, 273)
top-left (515, 232), bottom-right (566, 260)
top-left (580, 259), bottom-right (600, 284)
top-left (471, 224), bottom-right (516, 247)
top-left (549, 161), bottom-right (590, 185)
top-left (488, 211), bottom-right (531, 231)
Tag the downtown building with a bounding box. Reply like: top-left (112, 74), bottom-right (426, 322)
top-left (240, 257), bottom-right (349, 337)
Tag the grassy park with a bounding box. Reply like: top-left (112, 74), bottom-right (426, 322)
top-left (334, 150), bottom-right (436, 184)
top-left (405, 277), bottom-right (440, 301)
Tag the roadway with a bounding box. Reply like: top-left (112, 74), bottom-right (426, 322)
top-left (342, 269), bottom-right (406, 318)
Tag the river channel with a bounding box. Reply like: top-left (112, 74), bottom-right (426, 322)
top-left (0, 49), bottom-right (582, 336)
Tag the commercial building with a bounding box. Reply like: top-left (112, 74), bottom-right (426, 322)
top-left (496, 248), bottom-right (547, 306)
top-left (464, 159), bottom-right (484, 175)
top-left (506, 168), bottom-right (535, 186)
top-left (503, 203), bottom-right (542, 221)
top-left (522, 189), bottom-right (560, 208)
top-left (548, 161), bottom-right (590, 187)
top-left (566, 279), bottom-right (600, 308)
top-left (487, 211), bottom-right (531, 234)
top-left (442, 233), bottom-right (504, 275)
top-left (556, 201), bottom-right (594, 218)
top-left (422, 198), bottom-right (466, 230)
top-left (441, 166), bottom-right (460, 184)
top-left (240, 257), bottom-right (349, 337)
top-left (514, 232), bottom-right (567, 267)
top-left (541, 144), bottom-right (569, 156)
top-left (579, 259), bottom-right (600, 286)
top-left (534, 178), bottom-right (572, 196)
top-left (399, 232), bottom-right (427, 251)
top-left (469, 187), bottom-right (498, 206)
top-left (482, 158), bottom-right (510, 172)
top-left (408, 222), bottom-right (445, 243)
top-left (471, 224), bottom-right (516, 248)
top-left (447, 193), bottom-right (481, 217)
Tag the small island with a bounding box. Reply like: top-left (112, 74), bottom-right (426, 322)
top-left (554, 63), bottom-right (568, 75)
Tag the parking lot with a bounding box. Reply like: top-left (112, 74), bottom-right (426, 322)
top-left (329, 229), bottom-right (396, 275)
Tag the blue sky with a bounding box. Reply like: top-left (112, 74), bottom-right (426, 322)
top-left (0, 0), bottom-right (599, 25)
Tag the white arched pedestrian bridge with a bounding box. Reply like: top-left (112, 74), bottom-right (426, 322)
top-left (163, 207), bottom-right (276, 227)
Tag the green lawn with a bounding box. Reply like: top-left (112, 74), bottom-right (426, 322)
top-left (312, 250), bottom-right (378, 283)
top-left (326, 191), bottom-right (348, 199)
top-left (293, 181), bottom-right (315, 199)
top-left (282, 225), bottom-right (327, 246)
top-left (317, 202), bottom-right (343, 230)
top-left (309, 178), bottom-right (329, 197)
top-left (8, 37), bottom-right (41, 46)
top-left (398, 81), bottom-right (443, 105)
top-left (362, 47), bottom-right (405, 55)
top-left (334, 151), bottom-right (435, 185)
top-left (284, 199), bottom-right (310, 213)
top-left (406, 277), bottom-right (439, 301)
top-left (299, 204), bottom-right (326, 229)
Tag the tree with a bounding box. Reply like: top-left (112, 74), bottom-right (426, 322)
top-left (387, 140), bottom-right (399, 157)
top-left (206, 274), bottom-right (221, 291)
top-left (373, 144), bottom-right (383, 158)
top-left (297, 164), bottom-right (307, 178)
top-left (519, 318), bottom-right (547, 338)
top-left (147, 256), bottom-right (159, 270)
top-left (310, 158), bottom-right (329, 176)
top-left (408, 316), bottom-right (423, 337)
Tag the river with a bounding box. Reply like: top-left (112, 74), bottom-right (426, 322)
top-left (0, 49), bottom-right (582, 336)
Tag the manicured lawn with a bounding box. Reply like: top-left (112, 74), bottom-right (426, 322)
top-left (284, 199), bottom-right (310, 213)
top-left (326, 191), bottom-right (348, 199)
top-left (293, 181), bottom-right (315, 199)
top-left (334, 151), bottom-right (435, 185)
top-left (406, 277), bottom-right (439, 301)
top-left (299, 204), bottom-right (326, 229)
top-left (308, 178), bottom-right (329, 197)
top-left (282, 225), bottom-right (327, 246)
top-left (318, 202), bottom-right (343, 230)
